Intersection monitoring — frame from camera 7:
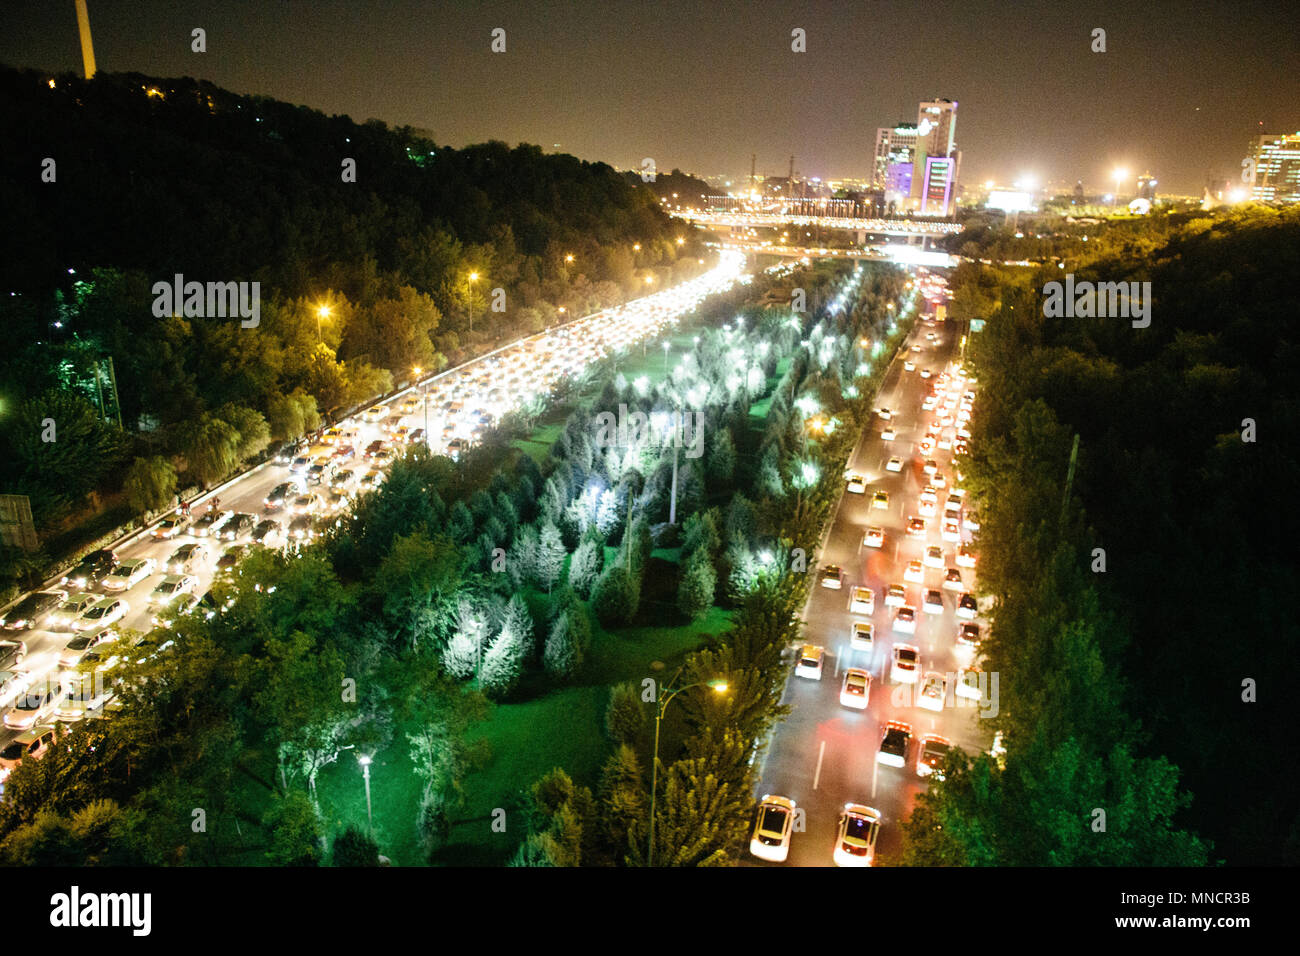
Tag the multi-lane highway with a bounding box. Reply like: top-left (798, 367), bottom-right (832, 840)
top-left (0, 251), bottom-right (747, 777)
top-left (749, 298), bottom-right (993, 866)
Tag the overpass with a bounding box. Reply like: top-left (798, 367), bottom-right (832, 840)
top-left (673, 207), bottom-right (964, 242)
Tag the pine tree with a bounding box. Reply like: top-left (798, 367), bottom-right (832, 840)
top-left (677, 548), bottom-right (717, 619)
top-left (479, 624), bottom-right (527, 697)
top-left (447, 500), bottom-right (475, 544)
top-left (536, 520), bottom-right (566, 592)
top-left (502, 593), bottom-right (535, 656)
top-left (567, 538), bottom-right (603, 597)
top-left (605, 681), bottom-right (645, 746)
top-left (592, 563), bottom-right (639, 627)
top-left (543, 612), bottom-right (581, 679)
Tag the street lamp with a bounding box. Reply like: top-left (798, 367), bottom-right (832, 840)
top-left (316, 304), bottom-right (331, 343)
top-left (1112, 168), bottom-right (1127, 208)
top-left (648, 672), bottom-right (728, 865)
top-left (467, 272), bottom-right (480, 333)
top-left (358, 755), bottom-right (374, 831)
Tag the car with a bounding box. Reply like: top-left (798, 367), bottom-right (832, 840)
top-left (148, 574), bottom-right (198, 609)
top-left (922, 589), bottom-right (944, 615)
top-left (153, 593), bottom-right (201, 629)
top-left (917, 672), bottom-right (947, 712)
top-left (289, 453), bottom-right (314, 474)
top-left (49, 594), bottom-right (100, 630)
top-left (1, 590), bottom-right (66, 631)
top-left (795, 644), bottom-right (825, 680)
top-left (288, 514), bottom-right (316, 541)
top-left (884, 583), bottom-right (907, 608)
top-left (877, 720), bottom-right (912, 767)
top-left (956, 545), bottom-right (977, 568)
top-left (131, 633), bottom-right (176, 665)
top-left (306, 461), bottom-right (335, 486)
top-left (59, 550), bottom-right (117, 590)
top-left (885, 456), bottom-right (904, 473)
top-left (903, 360), bottom-right (915, 371)
top-left (839, 668), bottom-right (871, 709)
top-left (957, 593), bottom-right (979, 620)
top-left (921, 395), bottom-right (937, 410)
top-left (364, 439), bottom-right (387, 458)
top-left (891, 642), bottom-right (920, 682)
top-left (963, 511), bottom-right (981, 531)
top-left (291, 493), bottom-right (319, 515)
top-left (957, 622), bottom-right (982, 647)
top-left (73, 597), bottom-right (128, 632)
top-left (920, 368), bottom-right (932, 379)
top-left (332, 443), bottom-right (356, 461)
top-left (324, 488), bottom-right (350, 512)
top-left (833, 804), bottom-right (881, 867)
top-left (408, 428), bottom-right (426, 446)
top-left (0, 670), bottom-right (34, 711)
top-left (359, 470), bottom-right (383, 489)
top-left (217, 513), bottom-right (255, 541)
top-left (251, 519), bottom-right (283, 546)
top-left (216, 545), bottom-right (248, 572)
top-left (818, 566), bottom-right (844, 590)
top-left (332, 469), bottom-right (355, 489)
top-left (362, 404), bottom-right (389, 424)
top-left (917, 498), bottom-right (936, 518)
top-left (917, 734), bottom-right (952, 780)
top-left (4, 681), bottom-right (61, 730)
top-left (166, 543), bottom-right (208, 575)
top-left (881, 425), bottom-right (896, 441)
top-left (906, 516), bottom-right (926, 538)
top-left (58, 628), bottom-right (117, 669)
top-left (955, 665), bottom-right (984, 701)
top-left (845, 473), bottom-right (866, 494)
top-left (943, 567), bottom-right (964, 591)
top-left (942, 518), bottom-right (962, 543)
top-left (0, 725), bottom-right (62, 784)
top-left (871, 490), bottom-right (890, 511)
top-left (876, 408), bottom-right (892, 421)
top-left (903, 560), bottom-right (924, 584)
top-left (321, 427), bottom-right (343, 445)
top-left (923, 458), bottom-right (939, 476)
top-left (919, 436), bottom-right (936, 455)
top-left (921, 546), bottom-right (944, 570)
top-left (749, 795), bottom-right (797, 862)
top-left (191, 510), bottom-right (230, 537)
top-left (945, 493), bottom-right (963, 514)
top-left (264, 482), bottom-right (300, 510)
top-left (893, 605), bottom-right (917, 634)
top-left (100, 557), bottom-right (156, 592)
top-left (848, 586), bottom-right (875, 615)
top-left (152, 512), bottom-right (190, 539)
top-left (850, 621), bottom-right (874, 653)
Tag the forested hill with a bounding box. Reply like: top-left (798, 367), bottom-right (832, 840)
top-left (0, 65), bottom-right (678, 298)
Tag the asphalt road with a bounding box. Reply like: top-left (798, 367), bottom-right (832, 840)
top-left (748, 312), bottom-right (993, 867)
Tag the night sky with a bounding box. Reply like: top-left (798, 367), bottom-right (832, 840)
top-left (2, 0), bottom-right (1295, 195)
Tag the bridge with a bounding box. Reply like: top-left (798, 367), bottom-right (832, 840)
top-left (672, 197), bottom-right (965, 240)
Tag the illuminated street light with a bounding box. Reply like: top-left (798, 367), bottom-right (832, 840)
top-left (649, 673), bottom-right (729, 865)
top-left (1112, 168), bottom-right (1128, 208)
top-left (358, 755), bottom-right (374, 830)
top-left (315, 303), bottom-right (331, 342)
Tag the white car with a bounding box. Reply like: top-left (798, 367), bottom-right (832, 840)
top-left (750, 796), bottom-right (797, 863)
top-left (885, 456), bottom-right (904, 473)
top-left (845, 473), bottom-right (866, 494)
top-left (100, 557), bottom-right (155, 592)
top-left (922, 589), bottom-right (944, 615)
top-left (957, 622), bottom-right (982, 647)
top-left (884, 583), bottom-right (907, 608)
top-left (819, 566), bottom-right (844, 590)
top-left (903, 360), bottom-right (915, 371)
top-left (0, 671), bottom-right (34, 711)
top-left (72, 598), bottom-right (129, 632)
top-left (877, 721), bottom-right (912, 768)
top-left (920, 369), bottom-right (932, 379)
top-left (863, 526), bottom-right (884, 549)
top-left (149, 574), bottom-right (198, 609)
top-left (917, 672), bottom-right (947, 712)
top-left (849, 587), bottom-right (874, 615)
top-left (942, 518), bottom-right (962, 543)
top-left (845, 617), bottom-right (872, 651)
top-left (917, 734), bottom-right (952, 779)
top-left (54, 677), bottom-right (116, 722)
top-left (963, 512), bottom-right (981, 532)
top-left (918, 498), bottom-right (936, 517)
top-left (955, 666), bottom-right (984, 701)
top-left (795, 644), bottom-right (825, 680)
top-left (903, 560), bottom-right (925, 584)
top-left (881, 426), bottom-right (896, 441)
top-left (923, 458), bottom-right (939, 476)
top-left (956, 545), bottom-right (977, 569)
top-left (893, 606), bottom-right (917, 635)
top-left (876, 408), bottom-right (893, 421)
top-left (945, 493), bottom-right (964, 515)
top-left (833, 804), bottom-right (881, 867)
top-left (923, 545), bottom-right (945, 569)
top-left (891, 642), bottom-right (920, 682)
top-left (871, 491), bottom-right (890, 511)
top-left (931, 471), bottom-right (947, 487)
top-left (50, 593), bottom-right (99, 630)
top-left (58, 627), bottom-right (117, 669)
top-left (839, 668), bottom-right (871, 710)
top-left (4, 682), bottom-right (61, 730)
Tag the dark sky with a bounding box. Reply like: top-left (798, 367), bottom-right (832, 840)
top-left (2, 0), bottom-right (1295, 194)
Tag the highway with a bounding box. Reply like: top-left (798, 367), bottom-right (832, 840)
top-left (748, 293), bottom-right (993, 866)
top-left (0, 251), bottom-right (747, 769)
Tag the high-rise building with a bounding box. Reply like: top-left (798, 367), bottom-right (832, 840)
top-left (874, 124), bottom-right (919, 211)
top-left (1250, 132), bottom-right (1300, 204)
top-left (908, 99), bottom-right (959, 216)
top-left (1137, 172), bottom-right (1158, 201)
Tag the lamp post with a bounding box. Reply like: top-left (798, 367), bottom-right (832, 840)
top-left (316, 304), bottom-right (331, 343)
top-left (358, 755), bottom-right (374, 831)
top-left (648, 672), bottom-right (728, 865)
top-left (467, 272), bottom-right (479, 333)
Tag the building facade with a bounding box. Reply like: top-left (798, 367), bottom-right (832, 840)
top-left (1251, 132), bottom-right (1300, 204)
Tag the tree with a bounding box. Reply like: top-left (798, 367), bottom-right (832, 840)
top-left (123, 455), bottom-right (177, 514)
top-left (502, 593), bottom-right (535, 657)
top-left (331, 826), bottom-right (381, 866)
top-left (677, 548), bottom-right (716, 619)
top-left (262, 791), bottom-right (323, 866)
top-left (183, 413), bottom-right (241, 484)
top-left (592, 562), bottom-right (639, 626)
top-left (543, 611), bottom-right (581, 679)
top-left (447, 500), bottom-right (475, 544)
top-left (479, 623), bottom-right (528, 697)
top-left (598, 744), bottom-right (646, 861)
top-left (219, 403), bottom-right (271, 460)
top-left (567, 538), bottom-right (603, 597)
top-left (605, 681), bottom-right (644, 747)
top-left (536, 520), bottom-right (566, 592)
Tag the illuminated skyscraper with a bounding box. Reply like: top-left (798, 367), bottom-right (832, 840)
top-left (1250, 133), bottom-right (1300, 204)
top-left (909, 99), bottom-right (959, 216)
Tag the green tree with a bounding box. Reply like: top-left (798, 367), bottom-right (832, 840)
top-left (592, 563), bottom-right (639, 627)
top-left (536, 519), bottom-right (566, 592)
top-left (676, 548), bottom-right (716, 619)
top-left (183, 413), bottom-right (241, 485)
top-left (605, 681), bottom-right (645, 747)
top-left (543, 611), bottom-right (581, 679)
top-left (262, 791), bottom-right (323, 866)
top-left (331, 826), bottom-right (381, 866)
top-left (123, 455), bottom-right (178, 514)
top-left (567, 538), bottom-right (603, 597)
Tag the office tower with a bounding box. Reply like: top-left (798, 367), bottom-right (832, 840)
top-left (874, 123), bottom-right (919, 211)
top-left (1137, 173), bottom-right (1157, 201)
top-left (909, 99), bottom-right (959, 215)
top-left (1250, 133), bottom-right (1300, 204)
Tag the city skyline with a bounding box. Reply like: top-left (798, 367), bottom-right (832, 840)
top-left (2, 0), bottom-right (1296, 196)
